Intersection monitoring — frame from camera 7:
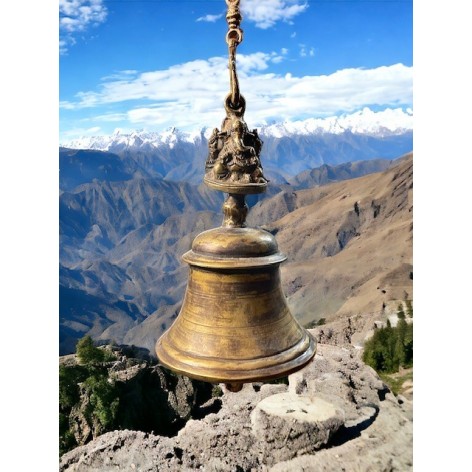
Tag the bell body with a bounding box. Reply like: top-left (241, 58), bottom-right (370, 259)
top-left (156, 227), bottom-right (316, 384)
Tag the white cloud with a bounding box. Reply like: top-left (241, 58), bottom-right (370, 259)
top-left (61, 55), bottom-right (412, 133)
top-left (61, 126), bottom-right (102, 139)
top-left (87, 126), bottom-right (101, 133)
top-left (241, 0), bottom-right (308, 29)
top-left (59, 38), bottom-right (73, 55)
top-left (59, 0), bottom-right (108, 54)
top-left (196, 1), bottom-right (308, 29)
top-left (101, 70), bottom-right (139, 81)
top-left (94, 113), bottom-right (128, 122)
top-left (299, 44), bottom-right (314, 58)
top-left (60, 52), bottom-right (289, 112)
top-left (237, 51), bottom-right (285, 72)
top-left (197, 13), bottom-right (224, 23)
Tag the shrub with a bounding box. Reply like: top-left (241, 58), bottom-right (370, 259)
top-left (83, 375), bottom-right (120, 435)
top-left (59, 412), bottom-right (77, 456)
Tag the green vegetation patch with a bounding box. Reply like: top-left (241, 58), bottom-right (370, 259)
top-left (363, 302), bottom-right (413, 375)
top-left (59, 336), bottom-right (118, 456)
top-left (379, 369), bottom-right (413, 396)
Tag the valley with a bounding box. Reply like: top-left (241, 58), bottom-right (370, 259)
top-left (60, 141), bottom-right (412, 355)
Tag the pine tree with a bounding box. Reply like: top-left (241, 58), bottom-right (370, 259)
top-left (76, 335), bottom-right (105, 365)
top-left (363, 317), bottom-right (413, 373)
top-left (397, 303), bottom-right (406, 320)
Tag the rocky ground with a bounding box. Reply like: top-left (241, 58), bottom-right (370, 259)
top-left (60, 340), bottom-right (413, 471)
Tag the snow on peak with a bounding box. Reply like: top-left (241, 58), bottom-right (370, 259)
top-left (62, 128), bottom-right (204, 152)
top-left (60, 107), bottom-right (413, 150)
top-left (259, 108), bottom-right (413, 138)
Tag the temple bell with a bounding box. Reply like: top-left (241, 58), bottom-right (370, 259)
top-left (156, 0), bottom-right (316, 391)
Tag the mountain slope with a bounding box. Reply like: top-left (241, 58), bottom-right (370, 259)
top-left (60, 149), bottom-right (136, 191)
top-left (270, 153), bottom-right (413, 325)
top-left (288, 158), bottom-right (394, 189)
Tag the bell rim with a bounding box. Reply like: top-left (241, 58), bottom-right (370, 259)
top-left (156, 331), bottom-right (317, 384)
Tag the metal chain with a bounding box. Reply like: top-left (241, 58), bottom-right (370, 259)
top-left (225, 0), bottom-right (243, 108)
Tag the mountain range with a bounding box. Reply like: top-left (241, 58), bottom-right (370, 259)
top-left (60, 111), bottom-right (412, 355)
top-left (60, 108), bottom-right (412, 185)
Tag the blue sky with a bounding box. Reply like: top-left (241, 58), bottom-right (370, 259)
top-left (60, 0), bottom-right (413, 141)
top-left (4, 3), bottom-right (472, 466)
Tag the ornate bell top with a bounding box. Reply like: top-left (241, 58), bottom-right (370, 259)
top-left (203, 1), bottom-right (267, 196)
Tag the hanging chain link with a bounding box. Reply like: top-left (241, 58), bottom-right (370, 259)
top-left (225, 0), bottom-right (243, 108)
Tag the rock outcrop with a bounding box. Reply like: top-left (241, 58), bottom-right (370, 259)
top-left (60, 350), bottom-right (216, 449)
top-left (60, 342), bottom-right (412, 471)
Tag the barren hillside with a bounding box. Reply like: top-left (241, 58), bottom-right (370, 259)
top-left (254, 153), bottom-right (413, 327)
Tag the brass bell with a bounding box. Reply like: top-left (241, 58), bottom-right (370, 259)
top-left (155, 0), bottom-right (316, 390)
top-left (156, 196), bottom-right (317, 390)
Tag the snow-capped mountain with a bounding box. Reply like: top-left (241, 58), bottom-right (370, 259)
top-left (60, 107), bottom-right (412, 185)
top-left (259, 107), bottom-right (413, 138)
top-left (61, 107), bottom-right (412, 151)
top-left (63, 127), bottom-right (207, 153)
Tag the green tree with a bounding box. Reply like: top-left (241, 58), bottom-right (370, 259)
top-left (59, 365), bottom-right (88, 456)
top-left (59, 338), bottom-right (117, 456)
top-left (76, 336), bottom-right (106, 365)
top-left (397, 303), bottom-right (406, 320)
top-left (83, 375), bottom-right (120, 435)
top-left (363, 319), bottom-right (413, 374)
top-left (394, 318), bottom-right (408, 368)
top-left (405, 300), bottom-right (413, 318)
top-left (76, 336), bottom-right (104, 364)
top-left (59, 364), bottom-right (88, 410)
top-left (403, 322), bottom-right (413, 367)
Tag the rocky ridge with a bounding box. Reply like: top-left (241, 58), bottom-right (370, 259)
top-left (60, 341), bottom-right (412, 471)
